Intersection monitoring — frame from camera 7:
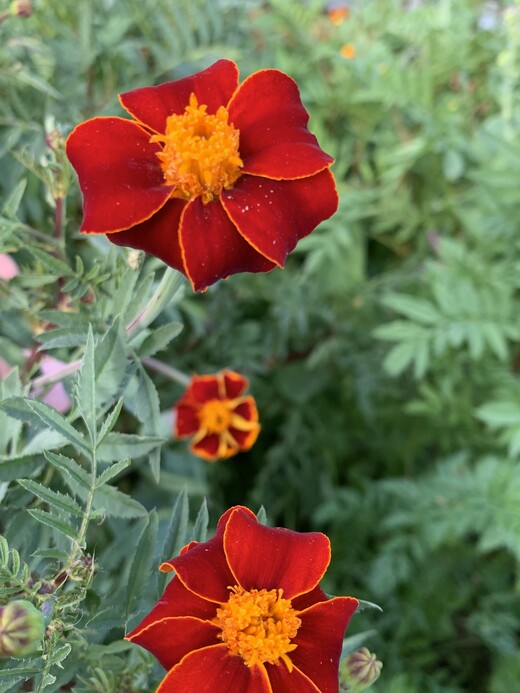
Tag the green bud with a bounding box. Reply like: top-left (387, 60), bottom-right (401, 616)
top-left (339, 647), bottom-right (382, 691)
top-left (0, 600), bottom-right (45, 658)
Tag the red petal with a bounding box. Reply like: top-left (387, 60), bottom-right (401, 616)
top-left (191, 433), bottom-right (220, 460)
top-left (161, 528), bottom-right (235, 603)
top-left (223, 508), bottom-right (331, 598)
top-left (291, 584), bottom-right (328, 612)
top-left (265, 663), bottom-right (322, 693)
top-left (229, 69), bottom-right (334, 179)
top-left (189, 373), bottom-right (221, 402)
top-left (107, 198), bottom-right (186, 273)
top-left (119, 60), bottom-right (240, 133)
top-left (126, 575), bottom-right (216, 639)
top-left (291, 597), bottom-right (359, 693)
top-left (221, 170), bottom-right (338, 266)
top-left (126, 616), bottom-right (219, 671)
top-left (179, 197), bottom-right (276, 292)
top-left (66, 117), bottom-right (171, 233)
top-left (157, 645), bottom-right (272, 693)
top-left (175, 402), bottom-right (200, 438)
top-left (223, 370), bottom-right (249, 398)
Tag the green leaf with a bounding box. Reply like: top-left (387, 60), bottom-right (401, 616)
top-left (161, 487), bottom-right (189, 564)
top-left (383, 294), bottom-right (440, 325)
top-left (44, 451), bottom-right (90, 489)
top-left (75, 325), bottom-right (97, 442)
top-left (126, 511), bottom-right (159, 620)
top-left (0, 454), bottom-right (44, 482)
top-left (136, 322), bottom-right (184, 358)
top-left (192, 497), bottom-right (209, 543)
top-left (96, 398), bottom-right (124, 447)
top-left (124, 366), bottom-right (162, 480)
top-left (95, 458), bottom-right (131, 487)
top-left (96, 432), bottom-right (164, 463)
top-left (18, 479), bottom-right (83, 516)
top-left (0, 398), bottom-right (89, 454)
top-left (27, 247), bottom-right (75, 278)
top-left (28, 509), bottom-right (78, 542)
top-left (92, 484), bottom-right (147, 518)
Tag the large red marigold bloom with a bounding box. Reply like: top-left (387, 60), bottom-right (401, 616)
top-left (66, 59), bottom-right (338, 291)
top-left (174, 370), bottom-right (260, 461)
top-left (126, 506), bottom-right (359, 693)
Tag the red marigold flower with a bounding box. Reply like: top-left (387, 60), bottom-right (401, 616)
top-left (174, 370), bottom-right (260, 461)
top-left (66, 59), bottom-right (338, 291)
top-left (126, 505), bottom-right (359, 693)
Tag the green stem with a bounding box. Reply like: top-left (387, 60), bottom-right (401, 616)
top-left (142, 356), bottom-right (190, 386)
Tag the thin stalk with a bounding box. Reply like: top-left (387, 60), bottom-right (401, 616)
top-left (142, 357), bottom-right (190, 386)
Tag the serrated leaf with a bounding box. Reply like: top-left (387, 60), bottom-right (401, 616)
top-left (95, 458), bottom-right (131, 487)
top-left (96, 398), bottom-right (124, 447)
top-left (0, 454), bottom-right (44, 482)
top-left (124, 366), bottom-right (162, 481)
top-left (37, 328), bottom-right (89, 349)
top-left (75, 325), bottom-right (96, 442)
top-left (92, 484), bottom-right (147, 518)
top-left (0, 398), bottom-right (89, 454)
top-left (44, 451), bottom-right (90, 489)
top-left (96, 432), bottom-right (164, 463)
top-left (126, 511), bottom-right (159, 619)
top-left (192, 498), bottom-right (209, 543)
top-left (161, 487), bottom-right (189, 565)
top-left (383, 294), bottom-right (440, 325)
top-left (27, 247), bottom-right (75, 278)
top-left (28, 509), bottom-right (78, 542)
top-left (18, 479), bottom-right (83, 516)
top-left (136, 322), bottom-right (183, 357)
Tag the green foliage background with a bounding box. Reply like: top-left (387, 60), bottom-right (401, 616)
top-left (1, 0), bottom-right (520, 691)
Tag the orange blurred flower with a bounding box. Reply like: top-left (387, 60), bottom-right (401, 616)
top-left (327, 4), bottom-right (350, 26)
top-left (174, 370), bottom-right (260, 461)
top-left (340, 43), bottom-right (357, 59)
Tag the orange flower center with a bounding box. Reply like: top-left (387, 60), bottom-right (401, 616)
top-left (198, 399), bottom-right (233, 434)
top-left (151, 93), bottom-right (243, 203)
top-left (214, 586), bottom-right (301, 670)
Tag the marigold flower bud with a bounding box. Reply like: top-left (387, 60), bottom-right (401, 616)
top-left (339, 647), bottom-right (383, 691)
top-left (9, 0), bottom-right (32, 17)
top-left (0, 600), bottom-right (45, 658)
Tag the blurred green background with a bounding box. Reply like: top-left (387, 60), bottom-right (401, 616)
top-left (2, 0), bottom-right (520, 691)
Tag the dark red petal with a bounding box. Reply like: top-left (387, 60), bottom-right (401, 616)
top-left (66, 117), bottom-right (171, 234)
top-left (232, 397), bottom-right (258, 422)
top-left (175, 401), bottom-right (200, 438)
top-left (157, 645), bottom-right (272, 693)
top-left (229, 69), bottom-right (333, 179)
top-left (126, 575), bottom-right (217, 638)
top-left (126, 616), bottom-right (220, 671)
top-left (191, 433), bottom-right (221, 461)
top-left (179, 197), bottom-right (276, 292)
top-left (119, 59), bottom-right (240, 133)
top-left (265, 663), bottom-right (322, 693)
top-left (107, 198), bottom-right (186, 273)
top-left (223, 370), bottom-right (249, 398)
top-left (291, 584), bottom-right (329, 612)
top-left (161, 529), bottom-right (235, 603)
top-left (189, 374), bottom-right (221, 402)
top-left (223, 508), bottom-right (331, 598)
top-left (221, 170), bottom-right (338, 266)
top-left (291, 597), bottom-right (359, 693)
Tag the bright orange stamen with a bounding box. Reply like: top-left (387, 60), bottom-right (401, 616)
top-left (214, 586), bottom-right (301, 670)
top-left (198, 400), bottom-right (233, 435)
top-left (151, 93), bottom-right (243, 203)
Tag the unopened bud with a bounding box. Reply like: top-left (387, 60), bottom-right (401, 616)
top-left (10, 0), bottom-right (32, 17)
top-left (340, 647), bottom-right (382, 691)
top-left (0, 600), bottom-right (45, 657)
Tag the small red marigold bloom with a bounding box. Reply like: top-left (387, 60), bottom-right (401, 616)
top-left (126, 505), bottom-right (359, 693)
top-left (66, 59), bottom-right (338, 291)
top-left (174, 370), bottom-right (260, 461)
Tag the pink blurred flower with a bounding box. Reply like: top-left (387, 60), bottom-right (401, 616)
top-left (33, 356), bottom-right (72, 414)
top-left (0, 358), bottom-right (14, 378)
top-left (0, 254), bottom-right (19, 281)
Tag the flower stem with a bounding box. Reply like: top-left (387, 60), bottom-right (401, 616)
top-left (142, 357), bottom-right (190, 386)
